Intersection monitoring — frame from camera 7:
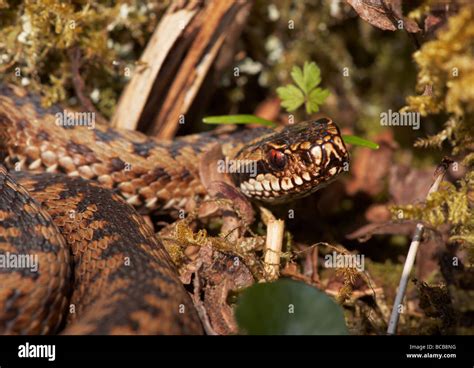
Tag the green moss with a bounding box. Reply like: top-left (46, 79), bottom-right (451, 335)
top-left (366, 259), bottom-right (404, 297)
top-left (0, 0), bottom-right (167, 116)
top-left (391, 172), bottom-right (474, 260)
top-left (404, 6), bottom-right (474, 155)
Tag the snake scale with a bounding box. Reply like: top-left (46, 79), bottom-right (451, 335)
top-left (0, 83), bottom-right (349, 335)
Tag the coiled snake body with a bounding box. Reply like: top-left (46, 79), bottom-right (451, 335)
top-left (0, 84), bottom-right (349, 335)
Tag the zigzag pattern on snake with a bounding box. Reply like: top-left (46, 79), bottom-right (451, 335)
top-left (0, 83), bottom-right (349, 334)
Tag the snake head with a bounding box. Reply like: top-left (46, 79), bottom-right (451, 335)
top-left (231, 118), bottom-right (350, 203)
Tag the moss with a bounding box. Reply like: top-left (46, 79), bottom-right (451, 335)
top-left (404, 6), bottom-right (474, 155)
top-left (366, 259), bottom-right (404, 293)
top-left (389, 4), bottom-right (474, 334)
top-left (391, 171), bottom-right (474, 260)
top-left (0, 0), bottom-right (167, 116)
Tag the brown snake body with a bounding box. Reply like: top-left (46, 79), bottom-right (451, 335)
top-left (0, 84), bottom-right (349, 334)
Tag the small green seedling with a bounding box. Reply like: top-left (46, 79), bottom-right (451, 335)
top-left (276, 61), bottom-right (330, 114)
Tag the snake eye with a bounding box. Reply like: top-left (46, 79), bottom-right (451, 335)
top-left (268, 149), bottom-right (287, 170)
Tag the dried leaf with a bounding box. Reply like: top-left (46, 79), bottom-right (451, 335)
top-left (347, 0), bottom-right (420, 33)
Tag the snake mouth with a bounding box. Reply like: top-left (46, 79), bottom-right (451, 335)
top-left (238, 159), bottom-right (347, 203)
top-left (232, 118), bottom-right (349, 203)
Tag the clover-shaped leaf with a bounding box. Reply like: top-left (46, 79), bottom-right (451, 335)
top-left (276, 84), bottom-right (305, 111)
top-left (277, 61), bottom-right (329, 114)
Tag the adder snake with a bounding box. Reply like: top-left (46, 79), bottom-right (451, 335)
top-left (0, 84), bottom-right (349, 335)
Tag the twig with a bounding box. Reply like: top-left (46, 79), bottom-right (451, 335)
top-left (310, 245), bottom-right (320, 284)
top-left (0, 59), bottom-right (16, 73)
top-left (67, 47), bottom-right (106, 123)
top-left (281, 263), bottom-right (319, 287)
top-left (192, 266), bottom-right (218, 335)
top-left (263, 218), bottom-right (285, 280)
top-left (387, 158), bottom-right (452, 335)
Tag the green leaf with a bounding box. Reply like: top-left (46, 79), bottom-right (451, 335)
top-left (202, 114), bottom-right (276, 127)
top-left (235, 279), bottom-right (349, 335)
top-left (306, 87), bottom-right (330, 114)
top-left (290, 65), bottom-right (305, 92)
top-left (302, 61), bottom-right (321, 93)
top-left (342, 135), bottom-right (380, 149)
top-left (276, 84), bottom-right (305, 112)
top-left (290, 62), bottom-right (321, 95)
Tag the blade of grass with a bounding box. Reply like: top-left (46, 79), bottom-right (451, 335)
top-left (203, 114), bottom-right (277, 127)
top-left (342, 135), bottom-right (379, 150)
top-left (204, 116), bottom-right (378, 150)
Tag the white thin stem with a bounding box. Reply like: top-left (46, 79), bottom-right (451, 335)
top-left (264, 219), bottom-right (285, 281)
top-left (386, 159), bottom-right (450, 335)
top-left (387, 223), bottom-right (424, 334)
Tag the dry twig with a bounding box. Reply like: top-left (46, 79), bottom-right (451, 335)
top-left (264, 218), bottom-right (285, 280)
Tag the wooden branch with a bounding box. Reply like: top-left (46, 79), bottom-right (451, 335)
top-left (111, 1), bottom-right (201, 130)
top-left (111, 0), bottom-right (252, 138)
top-left (151, 0), bottom-right (235, 138)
